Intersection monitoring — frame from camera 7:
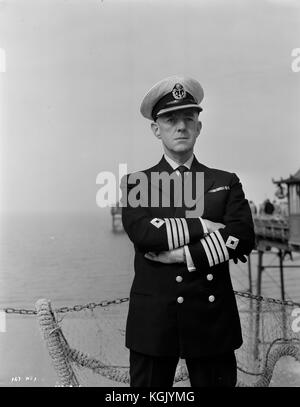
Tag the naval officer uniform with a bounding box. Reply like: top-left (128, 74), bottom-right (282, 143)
top-left (121, 76), bottom-right (255, 387)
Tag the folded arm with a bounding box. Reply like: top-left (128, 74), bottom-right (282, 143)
top-left (187, 173), bottom-right (255, 270)
top-left (120, 174), bottom-right (207, 252)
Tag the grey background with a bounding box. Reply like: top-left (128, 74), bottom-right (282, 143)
top-left (0, 0), bottom-right (300, 387)
top-left (0, 0), bottom-right (299, 213)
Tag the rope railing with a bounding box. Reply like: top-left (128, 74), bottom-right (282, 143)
top-left (35, 299), bottom-right (79, 387)
top-left (2, 291), bottom-right (300, 386)
top-left (32, 293), bottom-right (300, 387)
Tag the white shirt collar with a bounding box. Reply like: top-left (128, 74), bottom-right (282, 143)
top-left (164, 154), bottom-right (194, 170)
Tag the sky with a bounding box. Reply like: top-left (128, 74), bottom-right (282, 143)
top-left (0, 0), bottom-right (299, 214)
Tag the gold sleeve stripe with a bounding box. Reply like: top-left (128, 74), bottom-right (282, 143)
top-left (210, 232), bottom-right (225, 263)
top-left (175, 218), bottom-right (185, 247)
top-left (205, 234), bottom-right (219, 265)
top-left (215, 230), bottom-right (229, 261)
top-left (170, 218), bottom-right (179, 248)
top-left (201, 238), bottom-right (214, 267)
top-left (179, 218), bottom-right (187, 245)
top-left (164, 218), bottom-right (173, 250)
top-left (181, 218), bottom-right (190, 245)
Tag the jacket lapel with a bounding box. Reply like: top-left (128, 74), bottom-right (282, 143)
top-left (149, 156), bottom-right (215, 192)
top-left (191, 157), bottom-right (215, 194)
top-left (148, 156), bottom-right (175, 196)
top-left (152, 156), bottom-right (174, 175)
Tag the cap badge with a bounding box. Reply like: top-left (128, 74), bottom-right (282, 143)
top-left (172, 83), bottom-right (186, 100)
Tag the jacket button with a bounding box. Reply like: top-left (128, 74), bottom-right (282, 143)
top-left (206, 274), bottom-right (213, 281)
top-left (208, 295), bottom-right (215, 303)
top-left (176, 276), bottom-right (183, 283)
top-left (177, 296), bottom-right (184, 304)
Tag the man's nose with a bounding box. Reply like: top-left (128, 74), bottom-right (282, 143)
top-left (176, 118), bottom-right (187, 131)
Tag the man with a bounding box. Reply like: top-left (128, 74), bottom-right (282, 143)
top-left (121, 76), bottom-right (255, 387)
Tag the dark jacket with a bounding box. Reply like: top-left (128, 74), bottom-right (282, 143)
top-left (121, 156), bottom-right (255, 358)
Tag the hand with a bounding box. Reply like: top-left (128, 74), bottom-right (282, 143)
top-left (203, 219), bottom-right (225, 233)
top-left (233, 255), bottom-right (248, 264)
top-left (145, 248), bottom-right (185, 264)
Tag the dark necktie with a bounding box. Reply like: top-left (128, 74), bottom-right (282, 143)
top-left (176, 165), bottom-right (189, 175)
top-left (175, 166), bottom-right (189, 215)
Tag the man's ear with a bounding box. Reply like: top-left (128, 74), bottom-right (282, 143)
top-left (196, 120), bottom-right (202, 138)
top-left (151, 122), bottom-right (161, 139)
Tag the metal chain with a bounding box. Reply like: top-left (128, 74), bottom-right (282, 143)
top-left (3, 307), bottom-right (37, 315)
top-left (1, 291), bottom-right (300, 316)
top-left (0, 297), bottom-right (130, 315)
top-left (55, 297), bottom-right (130, 314)
top-left (234, 290), bottom-right (300, 308)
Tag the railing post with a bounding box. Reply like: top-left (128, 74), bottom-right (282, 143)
top-left (254, 249), bottom-right (264, 360)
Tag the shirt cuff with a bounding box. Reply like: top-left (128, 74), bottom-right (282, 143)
top-left (199, 217), bottom-right (208, 235)
top-left (184, 245), bottom-right (196, 272)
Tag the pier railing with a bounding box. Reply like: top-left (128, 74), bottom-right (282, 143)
top-left (253, 216), bottom-right (289, 244)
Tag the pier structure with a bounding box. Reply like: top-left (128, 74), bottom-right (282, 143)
top-left (250, 168), bottom-right (300, 358)
top-left (253, 168), bottom-right (300, 302)
top-left (111, 203), bottom-right (123, 233)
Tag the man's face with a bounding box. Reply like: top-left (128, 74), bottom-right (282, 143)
top-left (151, 108), bottom-right (201, 156)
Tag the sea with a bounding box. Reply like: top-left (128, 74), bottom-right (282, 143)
top-left (0, 211), bottom-right (134, 309)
